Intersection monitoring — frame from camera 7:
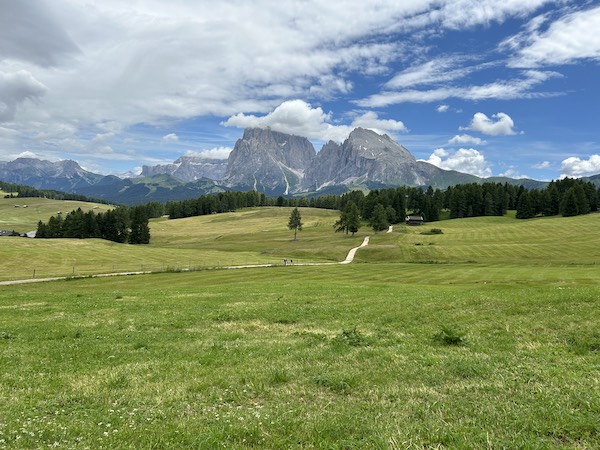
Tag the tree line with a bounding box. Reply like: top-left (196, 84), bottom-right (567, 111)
top-left (515, 178), bottom-right (598, 219)
top-left (0, 180), bottom-right (111, 204)
top-left (31, 177), bottom-right (600, 245)
top-left (36, 205), bottom-right (153, 244)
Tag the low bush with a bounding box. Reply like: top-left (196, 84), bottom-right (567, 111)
top-left (433, 325), bottom-right (467, 346)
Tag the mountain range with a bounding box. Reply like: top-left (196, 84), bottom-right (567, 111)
top-left (2, 127), bottom-right (595, 205)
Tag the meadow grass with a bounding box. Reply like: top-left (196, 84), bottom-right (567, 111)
top-left (0, 265), bottom-right (599, 448)
top-left (360, 212), bottom-right (600, 265)
top-left (0, 208), bottom-right (359, 281)
top-left (0, 197), bottom-right (113, 234)
top-left (1, 205), bottom-right (600, 448)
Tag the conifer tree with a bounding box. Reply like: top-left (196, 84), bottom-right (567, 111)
top-left (288, 207), bottom-right (303, 240)
top-left (370, 203), bottom-right (389, 232)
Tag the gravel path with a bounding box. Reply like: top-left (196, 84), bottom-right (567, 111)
top-left (0, 237), bottom-right (373, 285)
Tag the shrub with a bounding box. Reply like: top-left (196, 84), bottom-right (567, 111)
top-left (335, 327), bottom-right (371, 347)
top-left (433, 325), bottom-right (467, 346)
top-left (421, 228), bottom-right (443, 235)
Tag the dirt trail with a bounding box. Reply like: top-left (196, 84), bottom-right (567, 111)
top-left (0, 237), bottom-right (373, 286)
top-left (339, 236), bottom-right (370, 264)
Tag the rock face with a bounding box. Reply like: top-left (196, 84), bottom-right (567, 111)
top-left (223, 127), bottom-right (316, 195)
top-left (304, 128), bottom-right (419, 190)
top-left (141, 155), bottom-right (227, 182)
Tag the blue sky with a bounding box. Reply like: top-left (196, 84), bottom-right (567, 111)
top-left (1, 0), bottom-right (599, 181)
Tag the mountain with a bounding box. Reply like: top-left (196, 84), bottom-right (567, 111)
top-left (223, 127), bottom-right (316, 195)
top-left (0, 158), bottom-right (104, 192)
top-left (1, 127), bottom-right (577, 204)
top-left (74, 174), bottom-right (224, 205)
top-left (140, 155), bottom-right (227, 182)
top-left (303, 128), bottom-right (481, 191)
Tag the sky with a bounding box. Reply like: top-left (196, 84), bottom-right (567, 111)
top-left (1, 0), bottom-right (600, 181)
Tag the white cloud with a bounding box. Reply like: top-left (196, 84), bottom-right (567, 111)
top-left (162, 133), bottom-right (179, 143)
top-left (461, 112), bottom-right (517, 136)
top-left (437, 104), bottom-right (449, 113)
top-left (16, 151), bottom-right (38, 159)
top-left (0, 0), bottom-right (580, 171)
top-left (385, 56), bottom-right (484, 89)
top-left (533, 160), bottom-right (551, 169)
top-left (350, 111), bottom-right (408, 134)
top-left (0, 0), bottom-right (80, 67)
top-left (448, 134), bottom-right (487, 146)
top-left (0, 70), bottom-right (47, 121)
top-left (506, 6), bottom-right (600, 68)
top-left (560, 155), bottom-right (600, 177)
top-left (185, 147), bottom-right (232, 160)
top-left (356, 70), bottom-right (561, 107)
top-left (425, 147), bottom-right (492, 177)
top-left (499, 167), bottom-right (528, 179)
top-left (223, 99), bottom-right (406, 142)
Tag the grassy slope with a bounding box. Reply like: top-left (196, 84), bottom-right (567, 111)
top-left (361, 212), bottom-right (600, 265)
top-left (0, 208), bottom-right (360, 281)
top-left (1, 207), bottom-right (600, 448)
top-left (0, 197), bottom-right (113, 233)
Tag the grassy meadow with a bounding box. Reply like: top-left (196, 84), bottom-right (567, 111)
top-left (1, 201), bottom-right (600, 448)
top-left (0, 196), bottom-right (113, 235)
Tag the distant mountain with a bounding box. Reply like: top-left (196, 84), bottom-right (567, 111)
top-left (75, 174), bottom-right (224, 205)
top-left (0, 157), bottom-right (103, 192)
top-left (2, 127), bottom-right (592, 204)
top-left (140, 155), bottom-right (227, 182)
top-left (223, 127), bottom-right (316, 195)
top-left (304, 128), bottom-right (481, 191)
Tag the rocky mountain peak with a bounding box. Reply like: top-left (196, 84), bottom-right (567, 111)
top-left (223, 127), bottom-right (316, 195)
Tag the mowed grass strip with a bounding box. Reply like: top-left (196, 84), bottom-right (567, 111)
top-left (0, 208), bottom-right (361, 281)
top-left (0, 265), bottom-right (599, 448)
top-left (360, 213), bottom-right (600, 265)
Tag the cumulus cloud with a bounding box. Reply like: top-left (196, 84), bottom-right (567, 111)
top-left (0, 1), bottom-right (583, 171)
top-left (561, 155), bottom-right (600, 177)
top-left (350, 111), bottom-right (408, 134)
top-left (185, 147), bottom-right (232, 160)
top-left (16, 151), bottom-right (38, 159)
top-left (448, 134), bottom-right (487, 146)
top-left (223, 99), bottom-right (406, 142)
top-left (506, 5), bottom-right (600, 68)
top-left (162, 133), bottom-right (179, 143)
top-left (0, 70), bottom-right (47, 121)
top-left (499, 167), bottom-right (528, 179)
top-left (437, 104), bottom-right (449, 113)
top-left (461, 112), bottom-right (518, 136)
top-left (425, 147), bottom-right (492, 178)
top-left (533, 160), bottom-right (551, 169)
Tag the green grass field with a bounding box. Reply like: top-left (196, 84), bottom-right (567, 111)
top-left (1, 202), bottom-right (599, 448)
top-left (0, 197), bottom-right (113, 234)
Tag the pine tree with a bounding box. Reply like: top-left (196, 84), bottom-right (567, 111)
top-left (346, 202), bottom-right (361, 236)
top-left (288, 207), bottom-right (303, 240)
top-left (370, 203), bottom-right (389, 232)
top-left (129, 206), bottom-right (151, 244)
top-left (515, 191), bottom-right (534, 219)
top-left (560, 188), bottom-right (579, 217)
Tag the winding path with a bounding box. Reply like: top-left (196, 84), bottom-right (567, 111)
top-left (340, 236), bottom-right (370, 264)
top-left (0, 234), bottom-right (377, 286)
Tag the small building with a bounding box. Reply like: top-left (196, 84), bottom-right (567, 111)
top-left (405, 215), bottom-right (424, 225)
